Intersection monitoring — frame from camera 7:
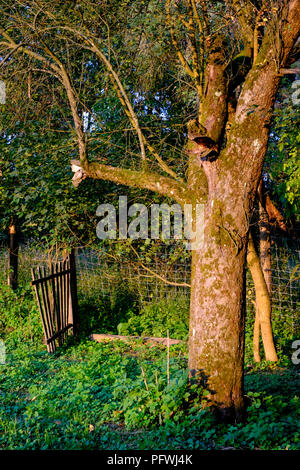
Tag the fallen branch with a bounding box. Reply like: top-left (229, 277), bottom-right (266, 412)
top-left (90, 333), bottom-right (183, 346)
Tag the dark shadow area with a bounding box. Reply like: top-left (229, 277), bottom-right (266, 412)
top-left (77, 281), bottom-right (139, 338)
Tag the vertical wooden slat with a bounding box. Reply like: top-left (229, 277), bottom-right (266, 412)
top-left (49, 263), bottom-right (58, 345)
top-left (66, 257), bottom-right (71, 336)
top-left (59, 261), bottom-right (65, 342)
top-left (62, 259), bottom-right (67, 339)
top-left (38, 267), bottom-right (51, 349)
top-left (38, 266), bottom-right (55, 353)
top-left (60, 261), bottom-right (64, 340)
top-left (31, 268), bottom-right (44, 330)
top-left (57, 261), bottom-right (63, 345)
top-left (55, 262), bottom-right (60, 345)
top-left (32, 268), bottom-right (52, 353)
top-left (41, 266), bottom-right (55, 353)
top-left (69, 249), bottom-right (79, 336)
top-left (50, 263), bottom-right (59, 343)
top-left (31, 253), bottom-right (77, 352)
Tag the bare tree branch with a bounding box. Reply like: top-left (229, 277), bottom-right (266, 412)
top-left (71, 159), bottom-right (193, 206)
top-left (83, 34), bottom-right (147, 167)
top-left (129, 244), bottom-right (191, 288)
top-left (44, 23), bottom-right (182, 180)
top-left (165, 0), bottom-right (198, 81)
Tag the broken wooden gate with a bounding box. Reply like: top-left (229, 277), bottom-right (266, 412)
top-left (31, 251), bottom-right (78, 352)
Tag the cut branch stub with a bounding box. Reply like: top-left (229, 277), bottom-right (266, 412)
top-left (71, 159), bottom-right (87, 187)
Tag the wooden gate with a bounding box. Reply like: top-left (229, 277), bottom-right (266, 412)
top-left (31, 251), bottom-right (78, 352)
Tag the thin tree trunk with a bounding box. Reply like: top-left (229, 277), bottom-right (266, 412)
top-left (252, 202), bottom-right (272, 362)
top-left (259, 202), bottom-right (272, 296)
top-left (247, 234), bottom-right (278, 362)
top-left (8, 222), bottom-right (18, 290)
top-left (253, 304), bottom-right (261, 362)
top-left (252, 201), bottom-right (273, 362)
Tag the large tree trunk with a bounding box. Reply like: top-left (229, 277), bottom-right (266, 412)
top-left (5, 0), bottom-right (294, 425)
top-left (187, 187), bottom-right (248, 422)
top-left (189, 243), bottom-right (247, 422)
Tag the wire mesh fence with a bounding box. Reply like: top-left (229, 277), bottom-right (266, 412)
top-left (75, 246), bottom-right (192, 303)
top-left (0, 235), bottom-right (299, 334)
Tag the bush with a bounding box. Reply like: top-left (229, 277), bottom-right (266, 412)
top-left (117, 294), bottom-right (190, 341)
top-left (0, 277), bottom-right (299, 450)
top-left (78, 281), bottom-right (139, 337)
top-left (0, 280), bottom-right (42, 344)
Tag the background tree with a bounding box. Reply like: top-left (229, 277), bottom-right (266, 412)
top-left (251, 71), bottom-right (300, 362)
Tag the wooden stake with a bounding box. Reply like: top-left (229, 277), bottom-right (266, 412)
top-left (141, 366), bottom-right (149, 391)
top-left (8, 223), bottom-right (18, 290)
top-left (69, 248), bottom-right (79, 336)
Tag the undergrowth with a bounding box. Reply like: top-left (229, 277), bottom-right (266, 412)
top-left (0, 280), bottom-right (299, 450)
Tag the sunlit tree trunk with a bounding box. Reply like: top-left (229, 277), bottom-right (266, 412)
top-left (188, 200), bottom-right (247, 422)
top-left (251, 182), bottom-right (282, 362)
top-left (259, 202), bottom-right (272, 295)
top-left (253, 311), bottom-right (261, 363)
top-left (252, 202), bottom-right (274, 362)
top-left (247, 234), bottom-right (278, 362)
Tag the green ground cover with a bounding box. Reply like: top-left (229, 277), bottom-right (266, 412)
top-left (0, 280), bottom-right (299, 450)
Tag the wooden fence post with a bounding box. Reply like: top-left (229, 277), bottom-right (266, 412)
top-left (69, 248), bottom-right (79, 336)
top-left (8, 223), bottom-right (18, 290)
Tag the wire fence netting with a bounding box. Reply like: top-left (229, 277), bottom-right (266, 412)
top-left (0, 235), bottom-right (299, 334)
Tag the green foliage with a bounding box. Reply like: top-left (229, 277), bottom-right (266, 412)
top-left (0, 335), bottom-right (209, 450)
top-left (0, 279), bottom-right (42, 344)
top-left (118, 294), bottom-right (190, 340)
top-left (0, 282), bottom-right (298, 450)
top-left (0, 0), bottom-right (190, 249)
top-left (0, 331), bottom-right (299, 450)
top-left (0, 117), bottom-right (111, 247)
top-left (78, 280), bottom-right (139, 337)
top-left (111, 352), bottom-right (208, 430)
top-left (265, 75), bottom-right (300, 221)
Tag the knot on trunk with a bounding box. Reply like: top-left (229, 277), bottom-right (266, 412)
top-left (186, 119), bottom-right (219, 162)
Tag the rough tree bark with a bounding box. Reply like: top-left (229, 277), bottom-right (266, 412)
top-left (59, 0), bottom-right (300, 421)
